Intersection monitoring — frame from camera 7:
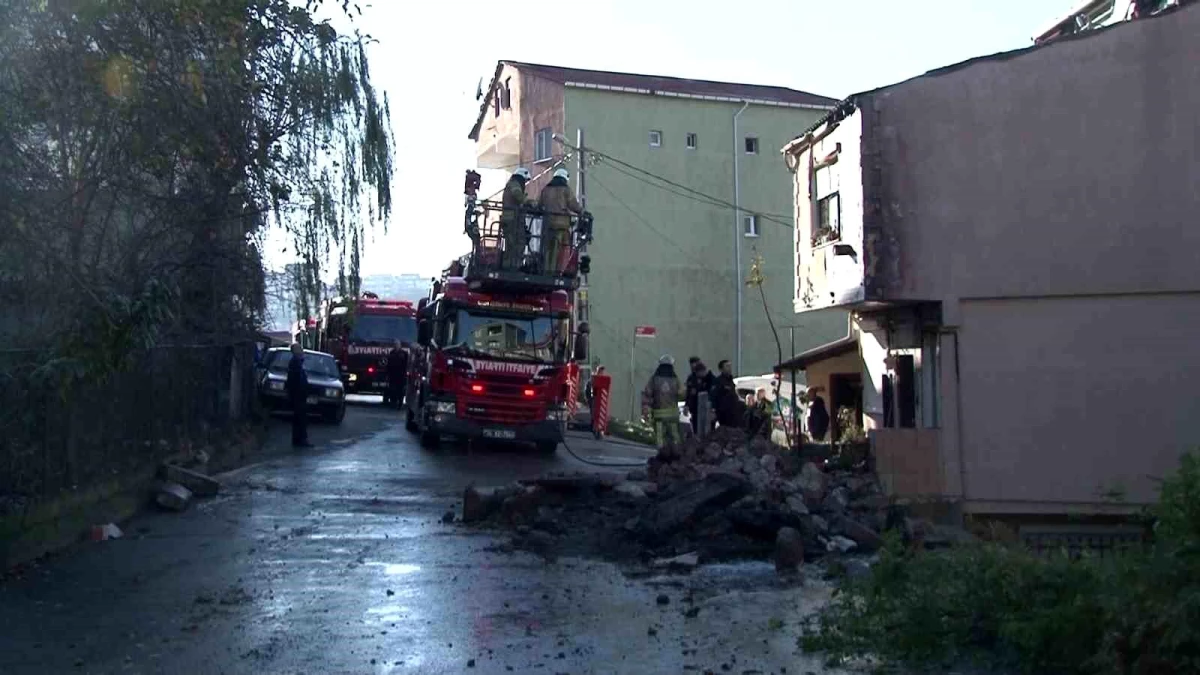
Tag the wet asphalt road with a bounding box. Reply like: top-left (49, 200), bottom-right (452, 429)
top-left (0, 398), bottom-right (845, 675)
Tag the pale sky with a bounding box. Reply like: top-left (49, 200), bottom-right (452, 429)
top-left (267, 0), bottom-right (1078, 280)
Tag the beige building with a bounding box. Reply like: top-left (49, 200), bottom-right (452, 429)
top-left (780, 2), bottom-right (1200, 519)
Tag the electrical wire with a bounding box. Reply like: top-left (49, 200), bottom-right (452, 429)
top-left (553, 136), bottom-right (795, 229)
top-left (481, 157), bottom-right (568, 202)
top-left (588, 175), bottom-right (711, 270)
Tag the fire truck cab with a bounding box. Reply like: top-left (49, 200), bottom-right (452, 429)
top-left (318, 293), bottom-right (417, 400)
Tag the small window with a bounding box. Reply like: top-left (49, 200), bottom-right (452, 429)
top-left (649, 130), bottom-right (662, 147)
top-left (745, 136), bottom-right (759, 154)
top-left (814, 192), bottom-right (841, 246)
top-left (502, 78), bottom-right (512, 110)
top-left (685, 132), bottom-right (697, 149)
top-left (534, 127), bottom-right (552, 162)
top-left (743, 214), bottom-right (759, 237)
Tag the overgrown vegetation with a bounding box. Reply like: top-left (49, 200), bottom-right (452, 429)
top-left (801, 452), bottom-right (1200, 674)
top-left (0, 0), bottom-right (392, 502)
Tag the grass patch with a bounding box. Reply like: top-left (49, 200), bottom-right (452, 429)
top-left (801, 452), bottom-right (1200, 674)
top-left (607, 418), bottom-right (656, 446)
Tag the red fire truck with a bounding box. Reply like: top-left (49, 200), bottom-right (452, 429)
top-left (403, 170), bottom-right (592, 452)
top-left (317, 292), bottom-right (417, 401)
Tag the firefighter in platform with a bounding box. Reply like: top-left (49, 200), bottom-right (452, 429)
top-left (501, 167), bottom-right (531, 269)
top-left (538, 167), bottom-right (582, 274)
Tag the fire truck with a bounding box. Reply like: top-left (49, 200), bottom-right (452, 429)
top-left (317, 292), bottom-right (418, 402)
top-left (404, 170), bottom-right (592, 452)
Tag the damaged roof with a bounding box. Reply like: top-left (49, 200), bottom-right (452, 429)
top-left (781, 0), bottom-right (1196, 154)
top-left (469, 60), bottom-right (839, 140)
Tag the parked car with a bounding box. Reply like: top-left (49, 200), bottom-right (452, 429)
top-left (258, 348), bottom-right (346, 424)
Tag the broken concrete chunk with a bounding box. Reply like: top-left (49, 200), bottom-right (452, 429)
top-left (653, 552), bottom-right (700, 569)
top-left (797, 462), bottom-right (827, 501)
top-left (462, 485), bottom-right (508, 523)
top-left (822, 486), bottom-right (851, 514)
top-left (826, 535), bottom-right (857, 553)
top-left (836, 516), bottom-right (884, 553)
top-left (785, 495), bottom-right (810, 516)
top-left (613, 482), bottom-right (648, 500)
top-left (774, 527), bottom-right (805, 572)
top-left (759, 454), bottom-right (780, 475)
top-left (155, 482), bottom-right (193, 511)
top-left (636, 473), bottom-right (750, 539)
top-left (162, 463), bottom-right (220, 498)
top-left (89, 523), bottom-right (123, 541)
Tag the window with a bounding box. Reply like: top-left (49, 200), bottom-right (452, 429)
top-left (743, 214), bottom-right (759, 237)
top-left (685, 132), bottom-right (697, 149)
top-left (649, 130), bottom-right (662, 147)
top-left (745, 136), bottom-right (759, 154)
top-left (814, 193), bottom-right (841, 246)
top-left (534, 127), bottom-right (552, 162)
top-left (501, 78), bottom-right (512, 110)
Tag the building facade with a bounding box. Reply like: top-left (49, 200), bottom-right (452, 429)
top-left (782, 3), bottom-right (1200, 518)
top-left (469, 61), bottom-right (847, 415)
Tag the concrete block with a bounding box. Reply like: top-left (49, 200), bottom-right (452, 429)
top-left (156, 482), bottom-right (193, 512)
top-left (162, 464), bottom-right (220, 498)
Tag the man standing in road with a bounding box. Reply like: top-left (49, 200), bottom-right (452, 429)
top-left (286, 343), bottom-right (313, 448)
top-left (385, 339), bottom-right (408, 409)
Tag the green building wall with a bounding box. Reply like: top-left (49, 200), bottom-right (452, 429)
top-left (563, 88), bottom-right (847, 418)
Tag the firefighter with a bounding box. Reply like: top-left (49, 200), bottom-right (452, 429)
top-left (286, 343), bottom-right (312, 448)
top-left (501, 167), bottom-right (531, 269)
top-left (642, 355), bottom-right (686, 450)
top-left (538, 167), bottom-right (582, 274)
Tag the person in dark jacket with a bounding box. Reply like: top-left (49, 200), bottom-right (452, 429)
top-left (807, 390), bottom-right (830, 442)
top-left (711, 359), bottom-right (746, 429)
top-left (385, 339), bottom-right (408, 409)
top-left (286, 343), bottom-right (312, 447)
top-left (684, 357), bottom-right (717, 434)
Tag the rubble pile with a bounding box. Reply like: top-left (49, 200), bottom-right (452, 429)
top-left (462, 430), bottom-right (945, 569)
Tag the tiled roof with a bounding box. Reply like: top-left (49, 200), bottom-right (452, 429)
top-left (508, 61), bottom-right (839, 107)
top-left (469, 60), bottom-right (838, 139)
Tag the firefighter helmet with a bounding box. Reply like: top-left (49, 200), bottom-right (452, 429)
top-left (552, 168), bottom-right (569, 180)
top-left (513, 167), bottom-right (531, 180)
top-left (659, 354), bottom-right (675, 366)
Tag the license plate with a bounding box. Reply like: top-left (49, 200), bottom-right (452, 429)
top-left (306, 396), bottom-right (317, 405)
top-left (482, 429), bottom-right (516, 440)
top-left (373, 382), bottom-right (386, 389)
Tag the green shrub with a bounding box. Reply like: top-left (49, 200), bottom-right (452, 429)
top-left (801, 451), bottom-right (1200, 674)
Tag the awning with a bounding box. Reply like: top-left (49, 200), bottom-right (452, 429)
top-left (776, 335), bottom-right (858, 372)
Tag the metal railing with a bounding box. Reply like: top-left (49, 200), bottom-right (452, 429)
top-left (464, 199), bottom-right (592, 280)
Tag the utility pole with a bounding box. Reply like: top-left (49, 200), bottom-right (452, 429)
top-left (576, 128), bottom-right (592, 376)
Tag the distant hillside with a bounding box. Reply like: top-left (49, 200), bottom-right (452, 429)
top-left (360, 274), bottom-right (432, 304)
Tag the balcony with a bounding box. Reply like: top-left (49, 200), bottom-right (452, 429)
top-left (476, 127), bottom-right (520, 170)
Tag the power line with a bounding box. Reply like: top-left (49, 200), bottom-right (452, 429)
top-left (589, 175), bottom-right (711, 270)
top-left (554, 136), bottom-right (795, 230)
